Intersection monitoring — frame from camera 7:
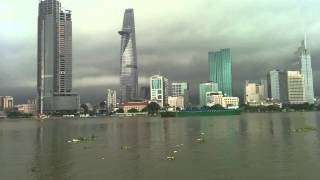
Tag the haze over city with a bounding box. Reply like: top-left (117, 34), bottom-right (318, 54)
top-left (1, 0), bottom-right (320, 104)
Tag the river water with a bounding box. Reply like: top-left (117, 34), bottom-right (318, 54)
top-left (1, 112), bottom-right (320, 180)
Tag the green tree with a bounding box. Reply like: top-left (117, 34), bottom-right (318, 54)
top-left (210, 104), bottom-right (224, 110)
top-left (128, 108), bottom-right (139, 113)
top-left (201, 106), bottom-right (210, 111)
top-left (146, 102), bottom-right (161, 115)
top-left (7, 112), bottom-right (33, 119)
top-left (80, 104), bottom-right (89, 114)
top-left (267, 105), bottom-right (281, 111)
top-left (116, 108), bottom-right (124, 113)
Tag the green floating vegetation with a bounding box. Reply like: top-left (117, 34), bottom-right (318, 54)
top-left (166, 156), bottom-right (175, 161)
top-left (290, 127), bottom-right (317, 133)
top-left (196, 138), bottom-right (206, 143)
top-left (30, 167), bottom-right (39, 173)
top-left (67, 135), bottom-right (96, 143)
top-left (120, 145), bottom-right (130, 150)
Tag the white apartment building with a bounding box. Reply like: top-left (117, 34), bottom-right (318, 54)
top-left (106, 89), bottom-right (117, 112)
top-left (150, 75), bottom-right (169, 107)
top-left (287, 71), bottom-right (305, 104)
top-left (168, 96), bottom-right (184, 109)
top-left (206, 92), bottom-right (239, 109)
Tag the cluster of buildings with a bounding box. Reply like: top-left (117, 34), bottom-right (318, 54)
top-left (198, 49), bottom-right (239, 109)
top-left (0, 96), bottom-right (37, 115)
top-left (5, 0), bottom-right (315, 116)
top-left (105, 44), bottom-right (239, 113)
top-left (245, 38), bottom-right (315, 107)
top-left (34, 3), bottom-right (239, 114)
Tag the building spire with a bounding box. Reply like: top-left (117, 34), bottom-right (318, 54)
top-left (304, 33), bottom-right (307, 49)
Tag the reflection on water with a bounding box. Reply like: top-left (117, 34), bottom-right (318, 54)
top-left (1, 112), bottom-right (320, 180)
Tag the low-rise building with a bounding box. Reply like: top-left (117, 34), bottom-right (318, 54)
top-left (199, 82), bottom-right (219, 107)
top-left (245, 80), bottom-right (267, 106)
top-left (16, 103), bottom-right (37, 114)
top-left (118, 101), bottom-right (148, 113)
top-left (0, 96), bottom-right (14, 110)
top-left (206, 91), bottom-right (239, 109)
top-left (168, 96), bottom-right (184, 110)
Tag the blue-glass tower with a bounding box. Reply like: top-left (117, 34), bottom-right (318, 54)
top-left (208, 49), bottom-right (232, 96)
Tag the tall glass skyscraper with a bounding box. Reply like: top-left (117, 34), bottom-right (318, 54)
top-left (119, 9), bottom-right (138, 103)
top-left (299, 38), bottom-right (315, 104)
top-left (37, 0), bottom-right (79, 114)
top-left (208, 49), bottom-right (232, 96)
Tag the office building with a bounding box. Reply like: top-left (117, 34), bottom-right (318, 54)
top-left (206, 92), bottom-right (239, 109)
top-left (16, 99), bottom-right (37, 114)
top-left (118, 101), bottom-right (148, 113)
top-left (150, 75), bottom-right (169, 107)
top-left (106, 89), bottom-right (117, 112)
top-left (171, 82), bottom-right (190, 106)
top-left (287, 71), bottom-right (305, 104)
top-left (0, 97), bottom-right (2, 111)
top-left (119, 9), bottom-right (138, 103)
top-left (140, 86), bottom-right (150, 100)
top-left (16, 104), bottom-right (37, 114)
top-left (37, 0), bottom-right (79, 114)
top-left (267, 70), bottom-right (288, 104)
top-left (199, 82), bottom-right (219, 107)
top-left (208, 49), bottom-right (232, 96)
top-left (171, 82), bottom-right (189, 96)
top-left (0, 96), bottom-right (14, 110)
top-left (245, 81), bottom-right (267, 106)
top-left (298, 38), bottom-right (315, 104)
top-left (168, 96), bottom-right (185, 109)
top-left (261, 79), bottom-right (269, 98)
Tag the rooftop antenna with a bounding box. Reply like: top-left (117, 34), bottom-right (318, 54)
top-left (304, 33), bottom-right (307, 49)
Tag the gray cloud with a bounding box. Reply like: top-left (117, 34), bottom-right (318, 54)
top-left (1, 0), bottom-right (320, 104)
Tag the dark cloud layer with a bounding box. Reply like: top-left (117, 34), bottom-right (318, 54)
top-left (1, 0), bottom-right (320, 104)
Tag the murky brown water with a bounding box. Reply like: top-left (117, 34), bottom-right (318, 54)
top-left (1, 112), bottom-right (320, 180)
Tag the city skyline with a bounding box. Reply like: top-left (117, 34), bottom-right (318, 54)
top-left (1, 0), bottom-right (320, 104)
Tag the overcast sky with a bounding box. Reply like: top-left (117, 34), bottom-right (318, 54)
top-left (1, 0), bottom-right (320, 104)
